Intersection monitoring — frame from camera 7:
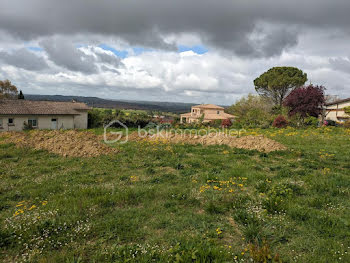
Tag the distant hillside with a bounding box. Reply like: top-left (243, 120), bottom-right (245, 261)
top-left (25, 94), bottom-right (195, 113)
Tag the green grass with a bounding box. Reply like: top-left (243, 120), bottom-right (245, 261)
top-left (1, 127), bottom-right (350, 262)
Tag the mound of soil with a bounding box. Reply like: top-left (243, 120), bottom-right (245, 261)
top-left (129, 131), bottom-right (287, 152)
top-left (0, 130), bottom-right (118, 157)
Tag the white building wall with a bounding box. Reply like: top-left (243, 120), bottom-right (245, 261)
top-left (0, 114), bottom-right (82, 131)
top-left (325, 101), bottom-right (350, 122)
top-left (0, 116), bottom-right (28, 131)
top-left (73, 111), bottom-right (88, 129)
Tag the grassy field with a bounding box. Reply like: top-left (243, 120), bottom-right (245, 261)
top-left (1, 127), bottom-right (350, 262)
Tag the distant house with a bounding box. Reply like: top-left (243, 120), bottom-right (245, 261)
top-left (0, 100), bottom-right (90, 131)
top-left (324, 98), bottom-right (350, 123)
top-left (180, 104), bottom-right (235, 124)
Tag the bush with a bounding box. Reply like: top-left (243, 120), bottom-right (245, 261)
top-left (144, 122), bottom-right (158, 129)
top-left (209, 120), bottom-right (222, 128)
top-left (344, 121), bottom-right (350, 128)
top-left (263, 184), bottom-right (293, 213)
top-left (23, 121), bottom-right (33, 130)
top-left (88, 109), bottom-right (104, 128)
top-left (323, 119), bottom-right (337, 126)
top-left (221, 119), bottom-right (232, 128)
top-left (249, 241), bottom-right (281, 263)
top-left (344, 106), bottom-right (350, 115)
top-left (88, 109), bottom-right (152, 128)
top-left (226, 94), bottom-right (274, 128)
top-left (272, 115), bottom-right (288, 128)
top-left (304, 116), bottom-right (319, 127)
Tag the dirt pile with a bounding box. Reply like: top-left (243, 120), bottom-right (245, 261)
top-left (130, 131), bottom-right (287, 152)
top-left (0, 130), bottom-right (118, 157)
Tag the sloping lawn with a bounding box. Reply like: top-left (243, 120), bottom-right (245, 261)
top-left (1, 127), bottom-right (350, 262)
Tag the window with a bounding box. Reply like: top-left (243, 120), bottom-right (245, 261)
top-left (28, 118), bottom-right (38, 127)
top-left (8, 118), bottom-right (14, 125)
top-left (192, 109), bottom-right (195, 112)
top-left (217, 111), bottom-right (220, 114)
top-left (0, 118), bottom-right (2, 128)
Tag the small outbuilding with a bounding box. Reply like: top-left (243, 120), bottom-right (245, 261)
top-left (0, 100), bottom-right (90, 131)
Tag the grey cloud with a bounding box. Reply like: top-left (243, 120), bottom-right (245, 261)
top-left (259, 28), bottom-right (298, 57)
top-left (95, 52), bottom-right (122, 67)
top-left (39, 37), bottom-right (97, 73)
top-left (329, 57), bottom-right (350, 74)
top-left (0, 48), bottom-right (48, 70)
top-left (1, 0), bottom-right (350, 57)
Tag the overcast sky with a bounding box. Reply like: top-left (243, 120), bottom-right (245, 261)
top-left (0, 0), bottom-right (350, 105)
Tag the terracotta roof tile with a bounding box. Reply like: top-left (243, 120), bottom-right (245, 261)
top-left (204, 112), bottom-right (236, 120)
top-left (0, 100), bottom-right (91, 115)
top-left (325, 98), bottom-right (350, 106)
top-left (193, 104), bottom-right (225, 110)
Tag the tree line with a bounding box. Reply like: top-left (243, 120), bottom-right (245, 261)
top-left (227, 66), bottom-right (328, 128)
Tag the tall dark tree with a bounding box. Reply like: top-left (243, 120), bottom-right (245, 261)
top-left (0, 79), bottom-right (18, 99)
top-left (283, 85), bottom-right (325, 121)
top-left (18, 90), bottom-right (25, 100)
top-left (254, 67), bottom-right (307, 107)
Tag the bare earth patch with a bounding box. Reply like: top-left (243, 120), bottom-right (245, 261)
top-left (129, 131), bottom-right (287, 152)
top-left (0, 130), bottom-right (118, 157)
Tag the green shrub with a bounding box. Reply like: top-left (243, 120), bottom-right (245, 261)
top-left (205, 201), bottom-right (225, 214)
top-left (23, 121), bottom-right (33, 130)
top-left (304, 116), bottom-right (319, 126)
top-left (263, 184), bottom-right (293, 213)
top-left (344, 120), bottom-right (350, 128)
top-left (226, 94), bottom-right (274, 128)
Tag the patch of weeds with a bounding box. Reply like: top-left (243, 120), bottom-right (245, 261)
top-left (175, 163), bottom-right (184, 170)
top-left (287, 205), bottom-right (311, 222)
top-left (249, 240), bottom-right (282, 263)
top-left (230, 194), bottom-right (252, 210)
top-left (233, 209), bottom-right (259, 225)
top-left (205, 201), bottom-right (226, 214)
top-left (169, 192), bottom-right (188, 201)
top-left (210, 167), bottom-right (221, 175)
top-left (259, 152), bottom-right (269, 158)
top-left (255, 180), bottom-right (271, 193)
top-left (262, 184), bottom-right (293, 214)
top-left (146, 167), bottom-right (156, 175)
top-left (269, 165), bottom-right (282, 171)
top-left (244, 222), bottom-right (263, 243)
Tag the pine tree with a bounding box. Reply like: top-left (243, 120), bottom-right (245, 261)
top-left (18, 90), bottom-right (25, 100)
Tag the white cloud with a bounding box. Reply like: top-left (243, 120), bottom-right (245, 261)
top-left (1, 28), bottom-right (350, 105)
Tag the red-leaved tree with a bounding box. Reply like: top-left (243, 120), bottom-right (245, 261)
top-left (221, 119), bottom-right (232, 128)
top-left (283, 85), bottom-right (325, 120)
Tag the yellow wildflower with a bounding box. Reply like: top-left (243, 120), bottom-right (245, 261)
top-left (29, 205), bottom-right (37, 210)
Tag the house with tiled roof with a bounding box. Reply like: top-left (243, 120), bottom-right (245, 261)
top-left (0, 99), bottom-right (91, 131)
top-left (180, 104), bottom-right (235, 124)
top-left (323, 98), bottom-right (350, 123)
